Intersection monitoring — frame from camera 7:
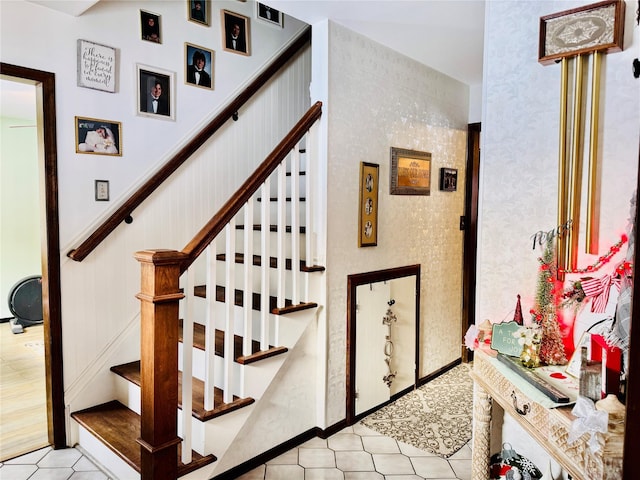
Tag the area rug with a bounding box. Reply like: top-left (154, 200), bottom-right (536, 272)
top-left (360, 363), bottom-right (473, 458)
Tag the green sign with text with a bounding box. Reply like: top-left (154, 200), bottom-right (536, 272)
top-left (490, 321), bottom-right (524, 357)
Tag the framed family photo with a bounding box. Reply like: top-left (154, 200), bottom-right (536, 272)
top-left (390, 147), bottom-right (431, 195)
top-left (255, 2), bottom-right (284, 27)
top-left (358, 162), bottom-right (379, 247)
top-left (140, 10), bottom-right (161, 44)
top-left (77, 39), bottom-right (117, 93)
top-left (184, 43), bottom-right (214, 89)
top-left (136, 64), bottom-right (175, 120)
top-left (75, 116), bottom-right (122, 156)
top-left (221, 10), bottom-right (250, 55)
top-left (188, 0), bottom-right (210, 25)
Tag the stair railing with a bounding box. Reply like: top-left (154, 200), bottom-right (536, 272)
top-left (135, 102), bottom-right (322, 479)
top-left (69, 26), bottom-right (311, 263)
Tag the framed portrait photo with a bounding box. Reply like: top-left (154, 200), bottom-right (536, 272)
top-left (75, 116), bottom-right (122, 156)
top-left (221, 10), bottom-right (250, 56)
top-left (439, 167), bottom-right (458, 192)
top-left (188, 0), bottom-right (210, 25)
top-left (136, 64), bottom-right (175, 121)
top-left (77, 39), bottom-right (117, 93)
top-left (255, 2), bottom-right (284, 28)
top-left (140, 10), bottom-right (161, 44)
top-left (390, 147), bottom-right (431, 195)
top-left (358, 162), bottom-right (379, 247)
top-left (185, 43), bottom-right (214, 90)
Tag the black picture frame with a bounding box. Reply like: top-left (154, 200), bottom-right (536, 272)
top-left (256, 2), bottom-right (283, 27)
top-left (439, 168), bottom-right (458, 192)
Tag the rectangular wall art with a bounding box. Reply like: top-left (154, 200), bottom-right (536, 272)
top-left (358, 162), bottom-right (379, 247)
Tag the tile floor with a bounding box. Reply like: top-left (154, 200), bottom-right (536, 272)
top-left (0, 424), bottom-right (471, 480)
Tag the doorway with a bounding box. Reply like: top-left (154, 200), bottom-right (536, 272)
top-left (346, 264), bottom-right (420, 424)
top-left (0, 63), bottom-right (65, 458)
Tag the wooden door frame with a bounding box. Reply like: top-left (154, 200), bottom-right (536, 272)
top-left (1, 63), bottom-right (66, 449)
top-left (462, 122), bottom-right (480, 363)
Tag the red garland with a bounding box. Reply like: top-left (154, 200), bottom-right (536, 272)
top-left (557, 234), bottom-right (630, 275)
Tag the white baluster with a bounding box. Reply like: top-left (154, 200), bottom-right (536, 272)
top-left (224, 221), bottom-right (235, 404)
top-left (277, 163), bottom-right (286, 311)
top-left (291, 144), bottom-right (301, 305)
top-left (260, 180), bottom-right (270, 351)
top-left (204, 243), bottom-right (216, 411)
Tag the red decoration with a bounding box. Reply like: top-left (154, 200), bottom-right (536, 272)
top-left (513, 295), bottom-right (523, 325)
top-left (558, 234), bottom-right (628, 275)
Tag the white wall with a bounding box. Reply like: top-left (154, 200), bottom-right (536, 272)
top-left (0, 113), bottom-right (41, 318)
top-left (0, 0), bottom-right (307, 248)
top-left (479, 0), bottom-right (639, 475)
top-left (322, 22), bottom-right (470, 426)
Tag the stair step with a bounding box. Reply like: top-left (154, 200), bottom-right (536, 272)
top-left (192, 284), bottom-right (318, 315)
top-left (236, 224), bottom-right (306, 234)
top-left (71, 400), bottom-right (216, 477)
top-left (110, 361), bottom-right (255, 421)
top-left (215, 253), bottom-right (325, 272)
top-left (178, 320), bottom-right (288, 365)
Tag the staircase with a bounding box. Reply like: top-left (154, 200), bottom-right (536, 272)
top-left (71, 103), bottom-right (324, 480)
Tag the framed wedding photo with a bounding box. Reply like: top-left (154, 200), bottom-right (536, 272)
top-left (184, 43), bottom-right (214, 90)
top-left (136, 64), bottom-right (175, 121)
top-left (140, 10), bottom-right (161, 44)
top-left (256, 2), bottom-right (284, 28)
top-left (221, 10), bottom-right (250, 56)
top-left (358, 162), bottom-right (379, 247)
top-left (75, 116), bottom-right (122, 156)
top-left (390, 147), bottom-right (431, 195)
top-left (188, 0), bottom-right (210, 26)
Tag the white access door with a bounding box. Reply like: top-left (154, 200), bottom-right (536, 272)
top-left (355, 281), bottom-right (392, 415)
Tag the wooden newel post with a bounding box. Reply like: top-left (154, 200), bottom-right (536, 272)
top-left (134, 249), bottom-right (188, 480)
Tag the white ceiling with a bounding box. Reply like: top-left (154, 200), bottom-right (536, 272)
top-left (1, 0), bottom-right (485, 121)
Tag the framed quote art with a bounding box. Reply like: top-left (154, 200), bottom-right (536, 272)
top-left (390, 147), bottom-right (431, 195)
top-left (358, 162), bottom-right (379, 247)
top-left (77, 39), bottom-right (117, 93)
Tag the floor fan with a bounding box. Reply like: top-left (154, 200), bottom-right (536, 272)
top-left (6, 275), bottom-right (43, 334)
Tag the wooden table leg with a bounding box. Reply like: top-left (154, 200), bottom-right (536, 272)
top-left (471, 381), bottom-right (492, 480)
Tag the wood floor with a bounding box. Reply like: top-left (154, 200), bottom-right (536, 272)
top-left (0, 322), bottom-right (48, 461)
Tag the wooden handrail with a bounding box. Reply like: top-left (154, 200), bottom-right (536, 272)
top-left (67, 27), bottom-right (312, 262)
top-left (180, 101), bottom-right (322, 273)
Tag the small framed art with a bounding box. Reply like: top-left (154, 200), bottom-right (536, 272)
top-left (140, 10), bottom-right (161, 43)
top-left (256, 2), bottom-right (284, 27)
top-left (77, 39), bottom-right (117, 93)
top-left (188, 0), bottom-right (210, 25)
top-left (75, 116), bottom-right (122, 156)
top-left (185, 43), bottom-right (214, 89)
top-left (221, 10), bottom-right (250, 55)
top-left (439, 168), bottom-right (458, 192)
top-left (136, 64), bottom-right (175, 120)
top-left (390, 147), bottom-right (431, 195)
top-left (358, 162), bottom-right (379, 247)
top-left (95, 180), bottom-right (110, 201)
top-left (538, 0), bottom-right (625, 65)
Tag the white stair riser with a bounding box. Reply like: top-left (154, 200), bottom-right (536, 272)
top-left (77, 425), bottom-right (139, 480)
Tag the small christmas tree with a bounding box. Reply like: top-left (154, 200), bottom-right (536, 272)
top-left (513, 294), bottom-right (523, 324)
top-left (532, 239), bottom-right (567, 365)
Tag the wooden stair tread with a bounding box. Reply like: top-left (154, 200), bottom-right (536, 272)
top-left (215, 253), bottom-right (325, 272)
top-left (110, 361), bottom-right (255, 421)
top-left (71, 400), bottom-right (216, 476)
top-left (178, 320), bottom-right (288, 365)
top-left (192, 284), bottom-right (318, 315)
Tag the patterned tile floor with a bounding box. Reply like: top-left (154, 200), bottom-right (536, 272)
top-left (0, 424), bottom-right (471, 479)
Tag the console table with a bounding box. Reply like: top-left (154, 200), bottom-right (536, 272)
top-left (470, 349), bottom-right (624, 480)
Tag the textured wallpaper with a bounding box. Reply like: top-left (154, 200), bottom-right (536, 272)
top-left (324, 22), bottom-right (469, 425)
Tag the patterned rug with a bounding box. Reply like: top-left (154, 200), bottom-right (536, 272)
top-left (360, 363), bottom-right (473, 458)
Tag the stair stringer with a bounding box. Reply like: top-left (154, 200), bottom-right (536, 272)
top-left (180, 308), bottom-right (320, 480)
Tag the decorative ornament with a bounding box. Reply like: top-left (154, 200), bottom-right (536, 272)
top-left (513, 294), bottom-right (524, 325)
top-left (557, 234), bottom-right (628, 275)
top-left (568, 396), bottom-right (608, 453)
top-left (490, 443), bottom-right (542, 480)
top-left (514, 325), bottom-right (542, 369)
top-left (539, 313), bottom-right (567, 365)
